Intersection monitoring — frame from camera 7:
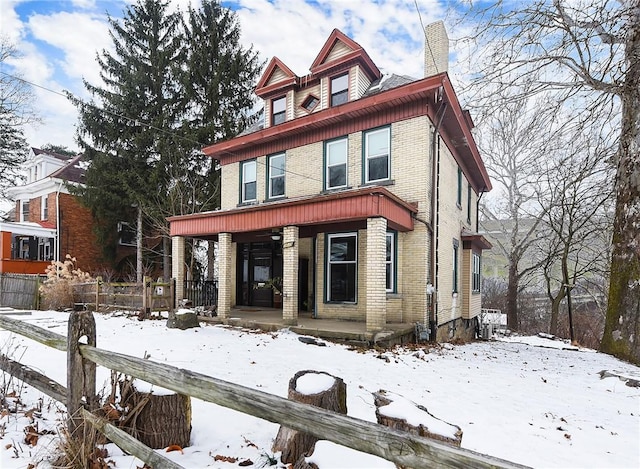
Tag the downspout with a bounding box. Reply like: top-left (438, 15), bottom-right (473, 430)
top-left (55, 181), bottom-right (63, 267)
top-left (476, 189), bottom-right (485, 233)
top-left (430, 100), bottom-right (447, 341)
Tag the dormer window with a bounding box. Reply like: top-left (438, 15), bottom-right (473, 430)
top-left (302, 95), bottom-right (319, 112)
top-left (330, 73), bottom-right (349, 106)
top-left (272, 96), bottom-right (286, 125)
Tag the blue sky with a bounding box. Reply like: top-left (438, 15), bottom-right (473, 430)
top-left (1, 0), bottom-right (472, 151)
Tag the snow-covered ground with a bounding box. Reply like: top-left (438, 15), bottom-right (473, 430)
top-left (1, 310), bottom-right (639, 468)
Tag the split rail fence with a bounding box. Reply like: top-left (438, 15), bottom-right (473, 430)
top-left (0, 312), bottom-right (530, 469)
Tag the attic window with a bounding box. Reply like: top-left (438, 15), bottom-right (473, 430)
top-left (302, 95), bottom-right (319, 112)
top-left (272, 96), bottom-right (286, 125)
top-left (330, 73), bottom-right (349, 106)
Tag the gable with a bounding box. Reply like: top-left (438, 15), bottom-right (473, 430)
top-left (309, 29), bottom-right (380, 81)
top-left (255, 57), bottom-right (297, 97)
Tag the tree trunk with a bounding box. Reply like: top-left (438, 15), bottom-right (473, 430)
top-left (506, 259), bottom-right (519, 330)
top-left (373, 390), bottom-right (462, 448)
top-left (273, 370), bottom-right (347, 465)
top-left (207, 240), bottom-right (215, 280)
top-left (602, 7), bottom-right (640, 365)
top-left (118, 378), bottom-right (191, 449)
top-left (549, 290), bottom-right (566, 336)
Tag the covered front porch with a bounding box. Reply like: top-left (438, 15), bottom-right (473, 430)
top-left (199, 306), bottom-right (416, 346)
top-left (169, 186), bottom-right (418, 334)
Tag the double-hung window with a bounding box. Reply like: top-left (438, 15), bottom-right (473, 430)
top-left (327, 233), bottom-right (357, 302)
top-left (472, 253), bottom-right (481, 292)
top-left (457, 167), bottom-right (462, 207)
top-left (467, 185), bottom-right (472, 223)
top-left (325, 138), bottom-right (348, 190)
top-left (21, 200), bottom-right (29, 222)
top-left (41, 195), bottom-right (48, 220)
top-left (330, 73), bottom-right (349, 106)
top-left (452, 239), bottom-right (459, 293)
top-left (364, 127), bottom-right (390, 183)
top-left (241, 160), bottom-right (257, 203)
top-left (272, 96), bottom-right (286, 125)
top-left (268, 153), bottom-right (285, 199)
top-left (386, 232), bottom-right (396, 292)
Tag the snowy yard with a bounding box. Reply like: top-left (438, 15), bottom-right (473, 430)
top-left (1, 310), bottom-right (639, 468)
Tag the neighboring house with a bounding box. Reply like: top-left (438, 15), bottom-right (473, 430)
top-left (1, 147), bottom-right (133, 275)
top-left (168, 22), bottom-right (492, 341)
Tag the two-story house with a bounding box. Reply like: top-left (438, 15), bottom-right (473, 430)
top-left (1, 147), bottom-right (134, 275)
top-left (168, 22), bottom-right (492, 341)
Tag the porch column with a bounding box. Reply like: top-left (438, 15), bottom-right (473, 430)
top-left (171, 236), bottom-right (185, 303)
top-left (366, 217), bottom-right (387, 332)
top-left (217, 232), bottom-right (232, 319)
top-left (282, 225), bottom-right (299, 326)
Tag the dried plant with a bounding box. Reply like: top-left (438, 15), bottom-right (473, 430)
top-left (40, 255), bottom-right (94, 311)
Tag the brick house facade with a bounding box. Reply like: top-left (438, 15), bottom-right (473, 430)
top-left (168, 23), bottom-right (492, 341)
top-left (1, 148), bottom-right (135, 275)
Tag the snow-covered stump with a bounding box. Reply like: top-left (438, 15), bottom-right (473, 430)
top-left (373, 390), bottom-right (462, 447)
top-left (273, 370), bottom-right (347, 465)
top-left (166, 308), bottom-right (200, 330)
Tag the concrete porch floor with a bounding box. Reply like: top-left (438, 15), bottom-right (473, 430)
top-left (199, 307), bottom-right (417, 346)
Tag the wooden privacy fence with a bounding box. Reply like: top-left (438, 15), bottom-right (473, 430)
top-left (0, 312), bottom-right (530, 469)
top-left (0, 273), bottom-right (45, 309)
top-left (73, 277), bottom-right (175, 313)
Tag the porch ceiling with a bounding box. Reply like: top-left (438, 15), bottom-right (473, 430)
top-left (168, 186), bottom-right (418, 239)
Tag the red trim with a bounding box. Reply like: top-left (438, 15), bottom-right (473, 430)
top-left (309, 29), bottom-right (380, 81)
top-left (461, 232), bottom-right (493, 250)
top-left (255, 57), bottom-right (297, 96)
top-left (169, 186), bottom-right (417, 238)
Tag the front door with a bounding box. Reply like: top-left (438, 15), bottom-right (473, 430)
top-left (250, 253), bottom-right (272, 307)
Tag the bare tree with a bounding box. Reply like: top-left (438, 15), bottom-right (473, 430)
top-left (463, 1), bottom-right (639, 363)
top-left (477, 86), bottom-right (560, 330)
top-left (0, 36), bottom-right (39, 197)
top-left (536, 127), bottom-right (613, 340)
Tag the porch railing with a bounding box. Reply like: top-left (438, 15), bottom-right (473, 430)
top-left (183, 279), bottom-right (218, 307)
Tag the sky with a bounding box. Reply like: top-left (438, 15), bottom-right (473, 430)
top-left (1, 308), bottom-right (639, 468)
top-left (0, 0), bottom-right (475, 154)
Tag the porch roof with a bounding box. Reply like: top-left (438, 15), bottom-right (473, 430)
top-left (0, 221), bottom-right (56, 238)
top-left (168, 186), bottom-right (418, 239)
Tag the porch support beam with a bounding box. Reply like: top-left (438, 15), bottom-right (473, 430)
top-left (218, 233), bottom-right (232, 319)
top-left (366, 217), bottom-right (387, 332)
top-left (171, 236), bottom-right (185, 303)
top-left (282, 226), bottom-right (299, 326)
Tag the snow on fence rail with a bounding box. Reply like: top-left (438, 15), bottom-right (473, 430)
top-left (0, 312), bottom-right (530, 469)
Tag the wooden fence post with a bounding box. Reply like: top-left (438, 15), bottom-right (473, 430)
top-left (95, 277), bottom-right (102, 312)
top-left (67, 310), bottom-right (97, 436)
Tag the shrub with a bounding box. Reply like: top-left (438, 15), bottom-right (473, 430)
top-left (40, 255), bottom-right (94, 311)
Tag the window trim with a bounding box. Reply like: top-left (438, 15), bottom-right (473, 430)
top-left (467, 184), bottom-right (472, 224)
top-left (457, 167), bottom-right (462, 208)
top-left (472, 252), bottom-right (481, 293)
top-left (386, 231), bottom-right (397, 293)
top-left (452, 239), bottom-right (459, 294)
top-left (240, 159), bottom-right (257, 204)
top-left (363, 126), bottom-right (391, 184)
top-left (326, 232), bottom-right (358, 303)
top-left (324, 137), bottom-right (348, 190)
top-left (330, 73), bottom-right (349, 107)
top-left (301, 94), bottom-right (320, 113)
top-left (271, 96), bottom-right (286, 126)
top-left (267, 153), bottom-right (286, 200)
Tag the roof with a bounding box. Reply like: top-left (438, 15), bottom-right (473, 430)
top-left (32, 147), bottom-right (74, 162)
top-left (49, 154), bottom-right (86, 184)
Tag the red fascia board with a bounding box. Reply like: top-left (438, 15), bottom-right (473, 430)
top-left (255, 57), bottom-right (297, 91)
top-left (441, 77), bottom-right (492, 192)
top-left (203, 74), bottom-right (446, 158)
top-left (310, 50), bottom-right (381, 82)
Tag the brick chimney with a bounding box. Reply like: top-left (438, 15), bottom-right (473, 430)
top-left (424, 21), bottom-right (449, 77)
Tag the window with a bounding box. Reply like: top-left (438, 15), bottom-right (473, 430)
top-left (330, 73), bottom-right (349, 106)
top-left (41, 195), bottom-right (48, 220)
top-left (327, 233), bottom-right (357, 302)
top-left (272, 96), bottom-right (286, 125)
top-left (364, 127), bottom-right (390, 183)
top-left (386, 232), bottom-right (396, 292)
top-left (325, 138), bottom-right (348, 190)
top-left (118, 222), bottom-right (136, 246)
top-left (452, 239), bottom-right (459, 293)
top-left (457, 167), bottom-right (462, 207)
top-left (472, 252), bottom-right (481, 292)
top-left (21, 200), bottom-right (29, 222)
top-left (268, 153), bottom-right (285, 199)
top-left (241, 160), bottom-right (257, 203)
top-left (467, 185), bottom-right (472, 224)
top-left (302, 95), bottom-right (319, 112)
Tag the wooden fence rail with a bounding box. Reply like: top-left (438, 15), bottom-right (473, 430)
top-left (0, 313), bottom-right (530, 469)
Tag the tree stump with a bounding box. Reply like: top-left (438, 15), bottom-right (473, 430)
top-left (118, 379), bottom-right (191, 449)
top-left (273, 370), bottom-right (347, 465)
top-left (373, 390), bottom-right (462, 447)
top-left (166, 310), bottom-right (200, 330)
